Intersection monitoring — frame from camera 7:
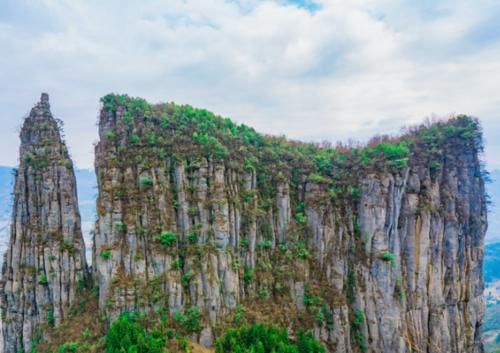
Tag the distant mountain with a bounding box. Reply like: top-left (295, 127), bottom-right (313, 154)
top-left (487, 170), bottom-right (500, 244)
top-left (485, 241), bottom-right (500, 352)
top-left (0, 167), bottom-right (15, 221)
top-left (485, 242), bottom-right (500, 283)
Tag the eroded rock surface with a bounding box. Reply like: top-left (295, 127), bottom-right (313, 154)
top-left (93, 95), bottom-right (486, 353)
top-left (1, 94), bottom-right (87, 353)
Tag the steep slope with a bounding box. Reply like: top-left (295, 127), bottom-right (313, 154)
top-left (92, 94), bottom-right (487, 353)
top-left (0, 94), bottom-right (87, 353)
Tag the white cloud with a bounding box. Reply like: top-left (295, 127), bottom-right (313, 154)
top-left (0, 0), bottom-right (499, 170)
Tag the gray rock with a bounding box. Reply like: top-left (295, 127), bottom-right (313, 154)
top-left (1, 94), bottom-right (87, 353)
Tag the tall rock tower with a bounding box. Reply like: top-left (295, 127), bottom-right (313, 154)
top-left (1, 94), bottom-right (87, 353)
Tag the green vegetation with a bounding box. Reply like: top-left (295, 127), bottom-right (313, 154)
top-left (346, 271), bottom-right (357, 304)
top-left (215, 324), bottom-right (325, 353)
top-left (181, 270), bottom-right (195, 288)
top-left (47, 308), bottom-right (55, 327)
top-left (381, 252), bottom-right (397, 267)
top-left (156, 231), bottom-right (177, 248)
top-left (243, 266), bottom-right (254, 285)
top-left (105, 311), bottom-right (167, 353)
top-left (57, 342), bottom-right (79, 353)
top-left (308, 173), bottom-right (324, 184)
top-left (130, 134), bottom-right (140, 144)
top-left (101, 250), bottom-right (112, 260)
top-left (173, 306), bottom-right (202, 334)
top-left (38, 274), bottom-right (49, 285)
top-left (351, 309), bottom-right (367, 352)
top-left (139, 176), bottom-right (153, 187)
top-left (115, 221), bottom-right (127, 233)
top-left (360, 142), bottom-right (410, 170)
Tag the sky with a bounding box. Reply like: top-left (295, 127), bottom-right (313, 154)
top-left (0, 0), bottom-right (499, 170)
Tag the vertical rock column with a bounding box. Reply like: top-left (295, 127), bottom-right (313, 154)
top-left (1, 94), bottom-right (87, 353)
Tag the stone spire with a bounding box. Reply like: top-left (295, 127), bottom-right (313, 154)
top-left (1, 94), bottom-right (87, 353)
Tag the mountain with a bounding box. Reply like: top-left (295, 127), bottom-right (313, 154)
top-left (485, 242), bottom-right (500, 283)
top-left (0, 166), bottom-right (96, 259)
top-left (1, 94), bottom-right (87, 352)
top-left (0, 94), bottom-right (491, 353)
top-left (487, 170), bottom-right (500, 244)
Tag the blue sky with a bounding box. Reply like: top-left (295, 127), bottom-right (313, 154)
top-left (0, 0), bottom-right (499, 170)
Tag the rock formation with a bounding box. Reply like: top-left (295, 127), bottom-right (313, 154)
top-left (92, 94), bottom-right (487, 353)
top-left (1, 94), bottom-right (87, 353)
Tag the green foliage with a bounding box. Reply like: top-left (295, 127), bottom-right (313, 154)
top-left (60, 240), bottom-right (75, 252)
top-left (258, 287), bottom-right (270, 299)
top-left (38, 274), bottom-right (48, 285)
top-left (295, 212), bottom-right (307, 225)
top-left (234, 304), bottom-right (245, 324)
top-left (295, 242), bottom-right (310, 260)
top-left (215, 324), bottom-right (325, 353)
top-left (57, 342), bottom-right (79, 353)
top-left (139, 176), bottom-right (153, 187)
top-left (181, 270), bottom-right (194, 288)
top-left (130, 134), bottom-right (140, 144)
top-left (105, 311), bottom-right (167, 353)
top-left (240, 238), bottom-right (250, 249)
top-left (188, 230), bottom-right (198, 244)
top-left (170, 258), bottom-right (181, 271)
top-left (329, 187), bottom-right (339, 201)
top-left (395, 276), bottom-right (404, 303)
top-left (308, 173), bottom-right (324, 184)
top-left (105, 130), bottom-right (115, 140)
top-left (381, 252), bottom-right (397, 267)
top-left (304, 290), bottom-right (322, 307)
top-left (258, 239), bottom-right (273, 250)
top-left (360, 142), bottom-right (410, 170)
top-left (101, 250), bottom-right (112, 260)
top-left (156, 231), bottom-right (177, 248)
top-left (173, 306), bottom-right (202, 334)
top-left (47, 308), bottom-right (55, 327)
top-left (115, 221), bottom-right (127, 233)
top-left (243, 266), bottom-right (254, 285)
top-left (346, 271), bottom-right (357, 304)
top-left (351, 309), bottom-right (367, 352)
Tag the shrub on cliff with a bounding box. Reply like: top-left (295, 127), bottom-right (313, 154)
top-left (105, 311), bottom-right (167, 353)
top-left (215, 324), bottom-right (325, 353)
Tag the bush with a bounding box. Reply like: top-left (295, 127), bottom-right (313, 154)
top-left (58, 342), bottom-right (79, 353)
top-left (101, 250), bottom-right (112, 260)
top-left (381, 252), bottom-right (397, 267)
top-left (352, 309), bottom-right (367, 352)
top-left (156, 231), bottom-right (177, 248)
top-left (308, 173), bottom-right (324, 183)
top-left (243, 266), bottom-right (254, 285)
top-left (38, 274), bottom-right (48, 285)
top-left (181, 270), bottom-right (194, 288)
top-left (173, 306), bottom-right (202, 333)
top-left (106, 311), bottom-right (166, 353)
top-left (215, 324), bottom-right (325, 353)
top-left (47, 308), bottom-right (55, 327)
top-left (139, 176), bottom-right (153, 187)
top-left (115, 221), bottom-right (127, 233)
top-left (130, 134), bottom-right (140, 144)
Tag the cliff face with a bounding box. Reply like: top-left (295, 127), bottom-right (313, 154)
top-left (93, 95), bottom-right (487, 353)
top-left (1, 94), bottom-right (87, 353)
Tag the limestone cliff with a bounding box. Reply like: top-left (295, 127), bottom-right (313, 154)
top-left (1, 94), bottom-right (87, 353)
top-left (93, 94), bottom-right (487, 353)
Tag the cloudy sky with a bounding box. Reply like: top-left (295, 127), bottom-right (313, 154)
top-left (0, 0), bottom-right (499, 170)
